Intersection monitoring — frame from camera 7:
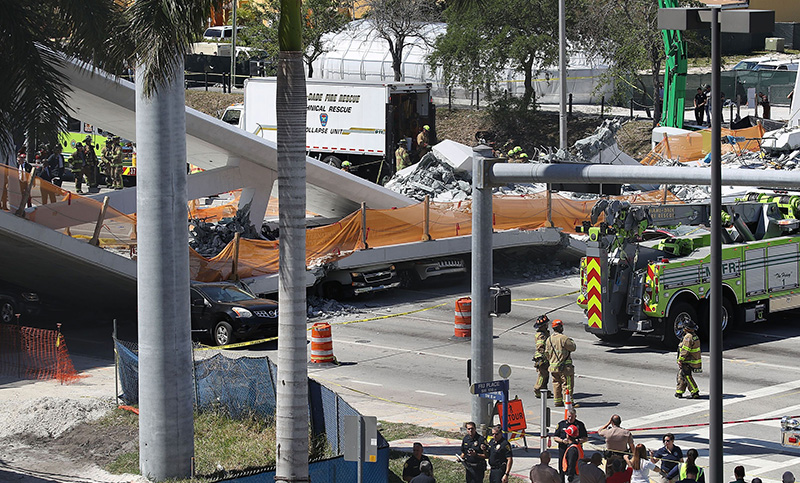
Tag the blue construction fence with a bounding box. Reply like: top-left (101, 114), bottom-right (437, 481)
top-left (114, 339), bottom-right (389, 482)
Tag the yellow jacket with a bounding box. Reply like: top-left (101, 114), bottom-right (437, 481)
top-left (546, 332), bottom-right (576, 371)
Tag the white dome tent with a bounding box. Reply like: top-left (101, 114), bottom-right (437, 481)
top-left (311, 19), bottom-right (613, 107)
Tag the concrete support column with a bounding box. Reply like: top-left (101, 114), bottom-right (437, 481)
top-left (238, 160), bottom-right (276, 230)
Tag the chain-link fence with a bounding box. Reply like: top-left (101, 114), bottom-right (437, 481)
top-left (114, 339), bottom-right (389, 482)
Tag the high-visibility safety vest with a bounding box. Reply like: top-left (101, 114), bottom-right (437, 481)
top-left (562, 444), bottom-right (584, 473)
top-left (679, 463), bottom-right (704, 481)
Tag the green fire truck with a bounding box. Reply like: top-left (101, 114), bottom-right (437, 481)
top-left (576, 193), bottom-right (800, 347)
top-left (59, 117), bottom-right (136, 186)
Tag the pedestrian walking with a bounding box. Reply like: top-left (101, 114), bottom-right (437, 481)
top-left (460, 421), bottom-right (487, 483)
top-left (561, 425), bottom-right (583, 483)
top-left (653, 433), bottom-right (683, 483)
top-left (624, 444), bottom-right (659, 483)
top-left (598, 414), bottom-right (634, 477)
top-left (545, 319), bottom-right (576, 407)
top-left (530, 451), bottom-right (560, 483)
top-left (487, 424), bottom-right (513, 483)
top-left (675, 320), bottom-right (702, 399)
top-left (533, 314), bottom-right (551, 399)
top-left (554, 409), bottom-right (588, 483)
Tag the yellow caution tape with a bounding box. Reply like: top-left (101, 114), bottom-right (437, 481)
top-left (512, 290), bottom-right (579, 302)
top-left (196, 335), bottom-right (278, 351)
top-left (197, 292), bottom-right (575, 351)
top-left (331, 302), bottom-right (448, 326)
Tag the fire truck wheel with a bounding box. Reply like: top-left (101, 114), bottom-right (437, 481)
top-left (721, 297), bottom-right (739, 331)
top-left (664, 301), bottom-right (698, 349)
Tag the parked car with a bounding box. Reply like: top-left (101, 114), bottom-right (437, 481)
top-left (0, 281), bottom-right (41, 323)
top-left (190, 281), bottom-right (278, 346)
top-left (753, 60), bottom-right (799, 71)
top-left (202, 26), bottom-right (243, 41)
top-left (732, 56), bottom-right (775, 71)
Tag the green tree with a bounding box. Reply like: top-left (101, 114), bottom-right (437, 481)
top-left (576, 0), bottom-right (668, 104)
top-left (0, 0), bottom-right (132, 154)
top-left (364, 0), bottom-right (441, 82)
top-left (239, 0), bottom-right (350, 78)
top-left (429, 0), bottom-right (563, 109)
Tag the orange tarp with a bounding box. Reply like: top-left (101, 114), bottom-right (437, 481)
top-left (189, 190), bottom-right (683, 282)
top-left (641, 124), bottom-right (765, 165)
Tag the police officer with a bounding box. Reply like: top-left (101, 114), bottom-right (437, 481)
top-left (396, 140), bottom-right (411, 172)
top-left (83, 135), bottom-right (98, 189)
top-left (533, 315), bottom-right (551, 398)
top-left (460, 421), bottom-right (487, 483)
top-left (675, 320), bottom-right (701, 399)
top-left (403, 442), bottom-right (431, 482)
top-left (545, 319), bottom-right (577, 407)
top-left (71, 142), bottom-right (86, 194)
top-left (111, 136), bottom-right (124, 189)
top-left (487, 424), bottom-right (513, 483)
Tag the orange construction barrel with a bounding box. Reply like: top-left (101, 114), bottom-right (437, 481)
top-left (310, 322), bottom-right (335, 363)
top-left (454, 297), bottom-right (472, 338)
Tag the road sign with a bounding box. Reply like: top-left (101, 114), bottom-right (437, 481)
top-left (498, 364), bottom-right (512, 379)
top-left (470, 379), bottom-right (508, 395)
top-left (479, 391), bottom-right (505, 401)
top-left (497, 399), bottom-right (527, 432)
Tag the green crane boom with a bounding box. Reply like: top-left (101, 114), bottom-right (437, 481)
top-left (659, 0), bottom-right (688, 128)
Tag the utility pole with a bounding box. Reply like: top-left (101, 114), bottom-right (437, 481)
top-left (230, 0), bottom-right (238, 90)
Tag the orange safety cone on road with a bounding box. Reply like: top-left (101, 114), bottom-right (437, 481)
top-left (454, 297), bottom-right (472, 338)
top-left (564, 388), bottom-right (573, 419)
top-left (310, 322), bottom-right (335, 363)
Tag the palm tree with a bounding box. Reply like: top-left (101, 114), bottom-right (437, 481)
top-left (274, 0), bottom-right (310, 480)
top-left (126, 1), bottom-right (223, 479)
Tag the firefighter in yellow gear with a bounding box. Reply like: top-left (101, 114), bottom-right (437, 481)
top-left (675, 320), bottom-right (701, 399)
top-left (532, 315), bottom-right (551, 398)
top-left (395, 141), bottom-right (411, 171)
top-left (545, 319), bottom-right (576, 407)
top-left (111, 137), bottom-right (124, 189)
top-left (416, 125), bottom-right (431, 159)
top-left (100, 138), bottom-right (113, 186)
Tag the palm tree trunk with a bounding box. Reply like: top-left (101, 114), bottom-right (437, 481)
top-left (275, 0), bottom-right (309, 480)
top-left (135, 57), bottom-right (194, 481)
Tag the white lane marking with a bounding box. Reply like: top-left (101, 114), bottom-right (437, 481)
top-left (351, 380), bottom-right (383, 387)
top-left (415, 390), bottom-right (447, 396)
top-left (625, 379), bottom-right (800, 429)
top-left (334, 340), bottom-right (672, 389)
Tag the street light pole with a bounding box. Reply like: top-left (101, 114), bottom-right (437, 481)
top-left (709, 7), bottom-right (723, 483)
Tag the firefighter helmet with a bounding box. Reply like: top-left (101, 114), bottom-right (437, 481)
top-left (565, 424), bottom-right (579, 438)
top-left (551, 319), bottom-right (563, 329)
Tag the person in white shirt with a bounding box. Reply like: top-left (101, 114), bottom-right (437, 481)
top-left (624, 443), bottom-right (660, 483)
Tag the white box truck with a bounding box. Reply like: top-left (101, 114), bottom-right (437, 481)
top-left (221, 78), bottom-right (436, 183)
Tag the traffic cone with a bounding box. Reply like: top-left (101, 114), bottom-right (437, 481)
top-left (564, 388), bottom-right (573, 419)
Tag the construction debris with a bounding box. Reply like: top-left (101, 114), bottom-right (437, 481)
top-left (189, 202), bottom-right (261, 258)
top-left (385, 152), bottom-right (473, 202)
top-left (306, 295), bottom-right (361, 319)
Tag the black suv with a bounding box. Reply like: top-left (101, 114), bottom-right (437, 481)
top-left (190, 282), bottom-right (278, 346)
top-left (0, 281), bottom-right (41, 323)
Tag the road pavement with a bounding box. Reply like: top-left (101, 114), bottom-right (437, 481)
top-left (232, 271), bottom-right (800, 483)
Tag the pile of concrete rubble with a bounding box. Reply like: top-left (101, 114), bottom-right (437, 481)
top-left (385, 152), bottom-right (473, 202)
top-left (189, 203), bottom-right (260, 258)
top-left (307, 295), bottom-right (361, 319)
